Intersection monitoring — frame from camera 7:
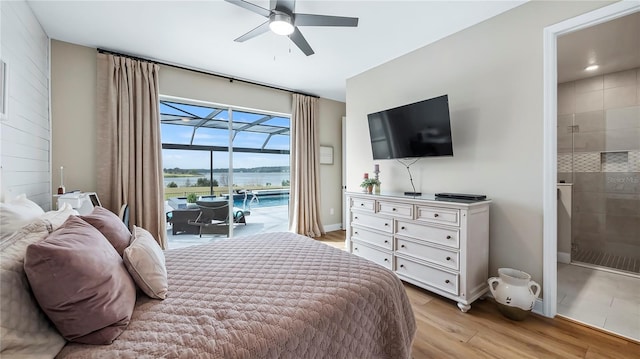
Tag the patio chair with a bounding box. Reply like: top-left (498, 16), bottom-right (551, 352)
top-left (189, 200), bottom-right (246, 237)
top-left (169, 209), bottom-right (201, 235)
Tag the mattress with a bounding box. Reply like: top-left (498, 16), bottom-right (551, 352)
top-left (57, 232), bottom-right (416, 358)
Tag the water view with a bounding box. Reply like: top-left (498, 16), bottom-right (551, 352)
top-left (164, 172), bottom-right (290, 187)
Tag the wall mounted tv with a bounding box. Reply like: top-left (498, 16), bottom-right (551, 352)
top-left (367, 94), bottom-right (453, 160)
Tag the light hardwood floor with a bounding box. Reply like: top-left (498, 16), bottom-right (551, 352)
top-left (317, 231), bottom-right (640, 358)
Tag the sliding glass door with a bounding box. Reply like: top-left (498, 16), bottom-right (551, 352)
top-left (160, 98), bottom-right (290, 247)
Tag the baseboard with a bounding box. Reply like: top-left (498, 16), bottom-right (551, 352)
top-left (558, 251), bottom-right (571, 264)
top-left (324, 223), bottom-right (343, 232)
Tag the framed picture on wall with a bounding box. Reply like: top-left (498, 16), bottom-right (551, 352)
top-left (320, 145), bottom-right (333, 165)
top-left (0, 59), bottom-right (7, 120)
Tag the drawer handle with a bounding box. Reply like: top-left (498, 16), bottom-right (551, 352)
top-left (384, 258), bottom-right (388, 262)
top-left (355, 231), bottom-right (359, 235)
top-left (446, 256), bottom-right (451, 261)
top-left (360, 203), bottom-right (364, 206)
top-left (446, 235), bottom-right (452, 239)
top-left (434, 213), bottom-right (439, 218)
top-left (400, 264), bottom-right (405, 268)
top-left (392, 208), bottom-right (397, 211)
top-left (384, 240), bottom-right (389, 243)
top-left (384, 223), bottom-right (389, 226)
top-left (445, 280), bottom-right (450, 284)
top-left (354, 247), bottom-right (358, 250)
top-left (354, 216), bottom-right (359, 220)
top-left (401, 244), bottom-right (405, 248)
top-left (401, 226), bottom-right (406, 230)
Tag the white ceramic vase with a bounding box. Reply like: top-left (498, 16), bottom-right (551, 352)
top-left (488, 268), bottom-right (540, 320)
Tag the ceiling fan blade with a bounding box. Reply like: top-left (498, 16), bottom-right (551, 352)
top-left (234, 20), bottom-right (271, 42)
top-left (224, 0), bottom-right (271, 18)
top-left (294, 14), bottom-right (358, 27)
top-left (288, 27), bottom-right (314, 56)
top-left (273, 0), bottom-right (295, 13)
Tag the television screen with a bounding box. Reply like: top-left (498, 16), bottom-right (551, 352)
top-left (367, 94), bottom-right (453, 160)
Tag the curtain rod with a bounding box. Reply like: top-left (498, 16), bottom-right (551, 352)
top-left (97, 48), bottom-right (319, 99)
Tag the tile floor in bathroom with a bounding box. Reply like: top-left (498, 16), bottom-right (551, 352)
top-left (557, 262), bottom-right (640, 342)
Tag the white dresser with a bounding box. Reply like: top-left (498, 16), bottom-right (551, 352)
top-left (346, 192), bottom-right (491, 312)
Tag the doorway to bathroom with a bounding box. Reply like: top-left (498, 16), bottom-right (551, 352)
top-left (550, 6), bottom-right (640, 341)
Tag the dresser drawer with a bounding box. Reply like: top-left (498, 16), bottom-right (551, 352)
top-left (416, 206), bottom-right (460, 226)
top-left (396, 238), bottom-right (459, 270)
top-left (395, 257), bottom-right (459, 295)
top-left (352, 212), bottom-right (393, 233)
top-left (352, 226), bottom-right (393, 250)
top-left (352, 241), bottom-right (392, 270)
top-left (378, 201), bottom-right (413, 219)
top-left (351, 197), bottom-right (375, 212)
top-left (396, 220), bottom-right (459, 249)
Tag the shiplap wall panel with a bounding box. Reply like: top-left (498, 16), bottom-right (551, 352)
top-left (0, 0), bottom-right (51, 209)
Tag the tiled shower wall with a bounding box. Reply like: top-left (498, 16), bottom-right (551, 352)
top-left (557, 67), bottom-right (640, 261)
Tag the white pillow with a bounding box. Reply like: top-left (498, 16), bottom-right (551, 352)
top-left (0, 194), bottom-right (45, 238)
top-left (0, 220), bottom-right (67, 357)
top-left (123, 226), bottom-right (168, 299)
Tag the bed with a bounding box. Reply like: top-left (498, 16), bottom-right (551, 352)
top-left (1, 199), bottom-right (416, 359)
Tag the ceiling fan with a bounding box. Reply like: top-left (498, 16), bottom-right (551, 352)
top-left (225, 0), bottom-right (359, 56)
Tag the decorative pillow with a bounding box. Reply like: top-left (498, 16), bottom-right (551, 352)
top-left (24, 216), bottom-right (136, 345)
top-left (124, 226), bottom-right (168, 299)
top-left (0, 194), bottom-right (45, 238)
top-left (0, 221), bottom-right (66, 358)
top-left (79, 206), bottom-right (131, 256)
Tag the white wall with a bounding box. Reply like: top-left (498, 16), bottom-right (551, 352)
top-left (0, 0), bottom-right (50, 208)
top-left (346, 1), bottom-right (611, 292)
top-left (50, 41), bottom-right (346, 228)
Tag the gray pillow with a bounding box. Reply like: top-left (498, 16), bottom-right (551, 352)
top-left (24, 216), bottom-right (136, 344)
top-left (80, 206), bottom-right (131, 256)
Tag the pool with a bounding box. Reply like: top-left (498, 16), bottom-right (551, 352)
top-left (234, 194), bottom-right (289, 209)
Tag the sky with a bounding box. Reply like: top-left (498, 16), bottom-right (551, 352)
top-left (160, 101), bottom-right (290, 169)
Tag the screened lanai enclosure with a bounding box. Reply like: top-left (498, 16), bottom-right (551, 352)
top-left (159, 99), bottom-right (291, 246)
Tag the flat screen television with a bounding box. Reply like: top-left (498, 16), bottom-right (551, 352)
top-left (367, 94), bottom-right (453, 160)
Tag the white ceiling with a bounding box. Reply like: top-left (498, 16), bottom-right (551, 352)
top-left (557, 11), bottom-right (640, 84)
top-left (27, 0), bottom-right (527, 102)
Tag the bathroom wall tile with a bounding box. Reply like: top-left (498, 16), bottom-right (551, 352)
top-left (573, 132), bottom-right (605, 153)
top-left (573, 172), bottom-right (604, 192)
top-left (606, 106), bottom-right (640, 130)
top-left (557, 154), bottom-right (572, 172)
top-left (605, 193), bottom-right (640, 216)
top-left (558, 82), bottom-right (576, 115)
top-left (573, 192), bottom-right (605, 214)
top-left (601, 152), bottom-right (629, 172)
top-left (604, 128), bottom-right (640, 152)
top-left (572, 232), bottom-right (605, 248)
top-left (604, 214), bottom-right (640, 238)
top-left (574, 110), bottom-right (605, 132)
top-left (604, 172), bottom-right (640, 194)
top-left (557, 172), bottom-right (573, 183)
top-left (629, 151), bottom-right (640, 172)
top-left (604, 69), bottom-right (637, 89)
top-left (575, 90), bottom-right (604, 113)
top-left (557, 134), bottom-right (573, 153)
top-left (604, 86), bottom-right (637, 109)
top-left (573, 212), bottom-right (605, 234)
top-left (558, 114), bottom-right (574, 129)
top-left (575, 75), bottom-right (604, 93)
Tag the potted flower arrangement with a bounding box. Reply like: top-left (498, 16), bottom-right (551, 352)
top-left (186, 193), bottom-right (198, 208)
top-left (360, 178), bottom-right (380, 194)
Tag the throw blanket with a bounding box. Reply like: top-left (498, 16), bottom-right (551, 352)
top-left (58, 232), bottom-right (416, 358)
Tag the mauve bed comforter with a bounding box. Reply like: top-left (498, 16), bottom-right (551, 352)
top-left (57, 232), bottom-right (415, 359)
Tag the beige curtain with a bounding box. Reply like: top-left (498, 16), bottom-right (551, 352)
top-left (96, 53), bottom-right (166, 248)
top-left (289, 94), bottom-right (325, 237)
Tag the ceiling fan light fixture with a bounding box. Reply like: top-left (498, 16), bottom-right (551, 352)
top-left (269, 13), bottom-right (294, 35)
